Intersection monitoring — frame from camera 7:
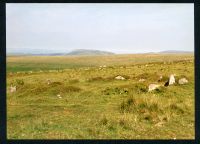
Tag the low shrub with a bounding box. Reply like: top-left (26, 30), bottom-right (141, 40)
top-left (133, 83), bottom-right (148, 93)
top-left (102, 87), bottom-right (129, 95)
top-left (15, 79), bottom-right (24, 86)
top-left (68, 79), bottom-right (79, 84)
top-left (88, 77), bottom-right (104, 82)
top-left (49, 81), bottom-right (63, 86)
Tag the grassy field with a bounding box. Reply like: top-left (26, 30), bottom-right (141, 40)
top-left (7, 54), bottom-right (194, 139)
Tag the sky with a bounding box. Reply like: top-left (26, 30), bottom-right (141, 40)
top-left (6, 3), bottom-right (194, 54)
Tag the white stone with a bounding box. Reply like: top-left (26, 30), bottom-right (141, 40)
top-left (139, 79), bottom-right (145, 82)
top-left (148, 84), bottom-right (160, 92)
top-left (178, 78), bottom-right (188, 85)
top-left (57, 94), bottom-right (62, 98)
top-left (115, 76), bottom-right (125, 80)
top-left (169, 74), bottom-right (175, 85)
top-left (10, 85), bottom-right (16, 93)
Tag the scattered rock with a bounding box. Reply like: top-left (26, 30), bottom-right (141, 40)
top-left (10, 85), bottom-right (16, 93)
top-left (178, 78), bottom-right (188, 85)
top-left (148, 84), bottom-right (160, 92)
top-left (139, 79), bottom-right (145, 82)
top-left (99, 65), bottom-right (107, 69)
top-left (57, 94), bottom-right (62, 99)
top-left (115, 76), bottom-right (125, 80)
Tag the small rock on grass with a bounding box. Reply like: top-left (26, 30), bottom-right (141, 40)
top-left (148, 84), bottom-right (160, 92)
top-left (178, 78), bottom-right (188, 85)
top-left (10, 85), bottom-right (16, 93)
top-left (115, 76), bottom-right (125, 80)
top-left (57, 94), bottom-right (62, 99)
top-left (139, 79), bottom-right (145, 82)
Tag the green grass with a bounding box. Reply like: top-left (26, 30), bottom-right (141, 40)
top-left (7, 54), bottom-right (194, 139)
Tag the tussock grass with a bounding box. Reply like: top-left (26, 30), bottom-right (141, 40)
top-left (102, 87), bottom-right (129, 95)
top-left (120, 96), bottom-right (162, 114)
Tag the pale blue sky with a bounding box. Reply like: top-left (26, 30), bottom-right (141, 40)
top-left (6, 3), bottom-right (194, 54)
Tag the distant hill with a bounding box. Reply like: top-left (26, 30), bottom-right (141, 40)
top-left (66, 49), bottom-right (115, 56)
top-left (7, 49), bottom-right (193, 56)
top-left (159, 50), bottom-right (193, 54)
